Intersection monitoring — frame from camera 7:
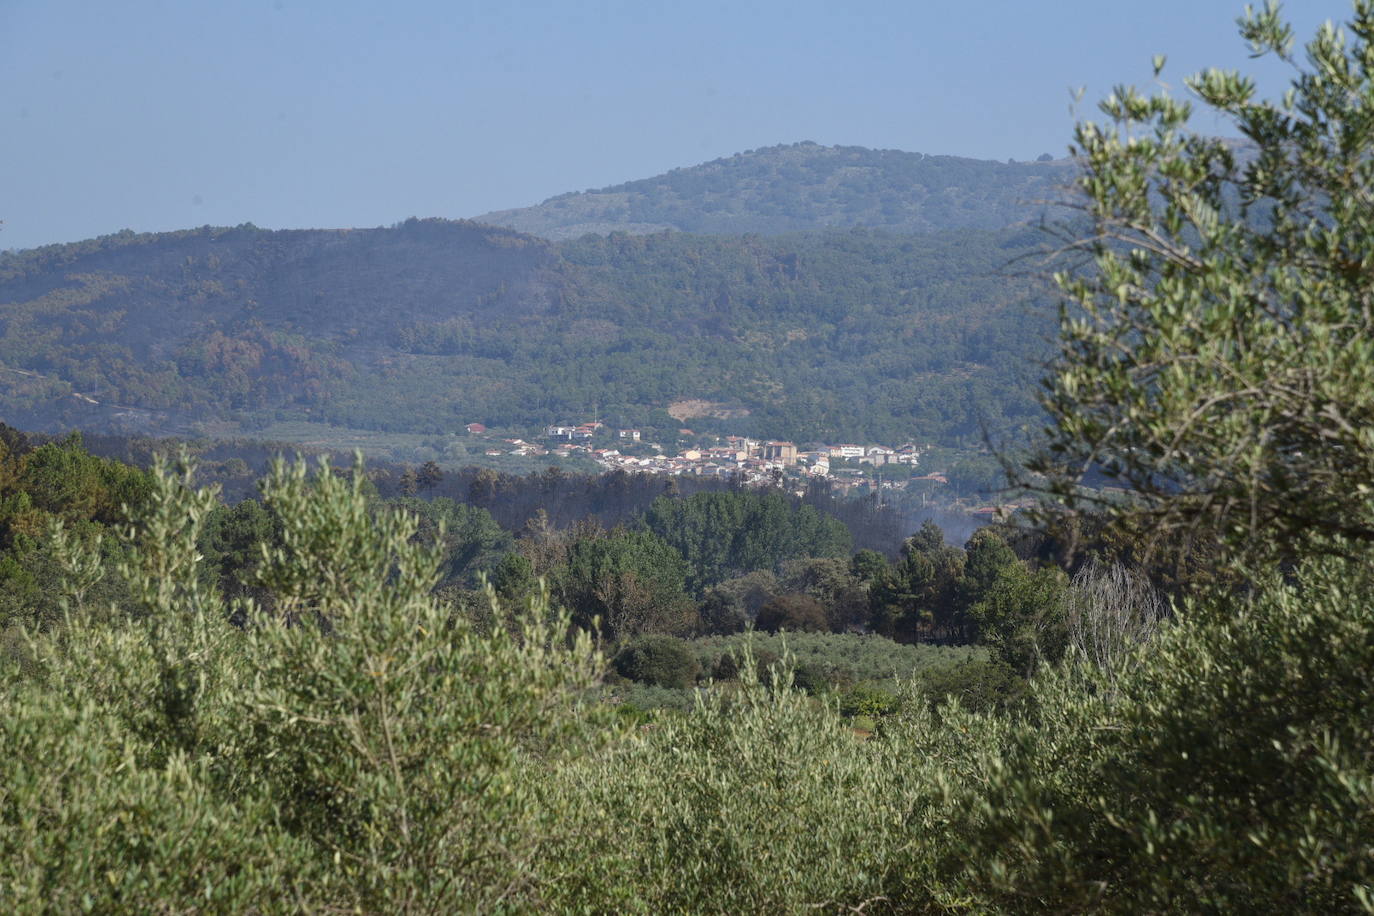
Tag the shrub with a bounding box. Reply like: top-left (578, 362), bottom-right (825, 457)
top-left (839, 683), bottom-right (899, 719)
top-left (962, 544), bottom-right (1374, 911)
top-left (0, 454), bottom-right (610, 913)
top-left (539, 648), bottom-right (976, 912)
top-left (755, 592), bottom-right (828, 633)
top-left (789, 661), bottom-right (830, 695)
top-left (613, 634), bottom-right (701, 688)
top-left (916, 655), bottom-right (1027, 714)
top-left (710, 644), bottom-right (780, 682)
top-left (694, 630), bottom-right (974, 685)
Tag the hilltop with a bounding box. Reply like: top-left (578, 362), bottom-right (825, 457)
top-left (474, 141), bottom-right (1076, 239)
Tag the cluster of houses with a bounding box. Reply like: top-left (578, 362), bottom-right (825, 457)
top-left (457, 421), bottom-right (949, 491)
top-left (454, 421), bottom-right (1030, 520)
top-left (660, 438), bottom-right (927, 478)
top-left (541, 422), bottom-right (641, 443)
top-left (546, 426), bottom-right (933, 486)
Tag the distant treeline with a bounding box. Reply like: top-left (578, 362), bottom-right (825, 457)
top-left (64, 430), bottom-right (907, 549)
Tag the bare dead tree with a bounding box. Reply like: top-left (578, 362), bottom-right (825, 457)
top-left (1064, 558), bottom-right (1165, 687)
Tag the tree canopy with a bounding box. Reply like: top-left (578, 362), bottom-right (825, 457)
top-left (1031, 0), bottom-right (1374, 567)
top-left (642, 488), bottom-right (852, 594)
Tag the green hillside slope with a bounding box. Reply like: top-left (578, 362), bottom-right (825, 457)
top-left (0, 220), bottom-right (1053, 445)
top-left (475, 141), bottom-right (1076, 239)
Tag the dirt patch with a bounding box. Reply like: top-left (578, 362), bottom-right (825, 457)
top-left (666, 399), bottom-right (752, 421)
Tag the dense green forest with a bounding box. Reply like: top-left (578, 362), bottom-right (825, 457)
top-left (476, 141), bottom-right (1075, 238)
top-left (0, 215), bottom-right (1053, 447)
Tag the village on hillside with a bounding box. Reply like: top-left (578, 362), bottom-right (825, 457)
top-left (459, 420), bottom-right (955, 497)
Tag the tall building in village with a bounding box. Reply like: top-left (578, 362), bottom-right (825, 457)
top-left (760, 441), bottom-right (798, 465)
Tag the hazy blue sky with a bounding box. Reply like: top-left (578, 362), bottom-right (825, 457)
top-left (2, 0), bottom-right (1350, 251)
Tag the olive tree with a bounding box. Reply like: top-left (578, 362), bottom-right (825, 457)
top-left (1032, 0), bottom-right (1374, 567)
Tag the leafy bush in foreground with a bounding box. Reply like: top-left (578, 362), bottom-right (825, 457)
top-left (0, 453), bottom-right (1371, 911)
top-left (1, 454), bottom-right (606, 912)
top-left (541, 545), bottom-right (1374, 912)
top-left (965, 547), bottom-right (1374, 911)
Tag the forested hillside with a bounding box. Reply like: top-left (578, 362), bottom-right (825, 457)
top-left (0, 219), bottom-right (561, 429)
top-left (0, 219), bottom-right (1054, 444)
top-left (476, 141), bottom-right (1075, 238)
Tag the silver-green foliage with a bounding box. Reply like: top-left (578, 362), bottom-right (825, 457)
top-left (540, 546), bottom-right (1374, 913)
top-left (229, 457), bottom-right (607, 911)
top-left (967, 547), bottom-right (1374, 912)
top-left (687, 630), bottom-right (980, 684)
top-left (2, 454), bottom-right (313, 911)
top-left (540, 653), bottom-right (994, 913)
top-left (1034, 0), bottom-right (1374, 566)
top-left (0, 454), bottom-right (605, 913)
top-left (1, 450), bottom-right (1373, 910)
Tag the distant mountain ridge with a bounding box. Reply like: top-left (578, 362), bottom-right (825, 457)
top-left (475, 141), bottom-right (1076, 239)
